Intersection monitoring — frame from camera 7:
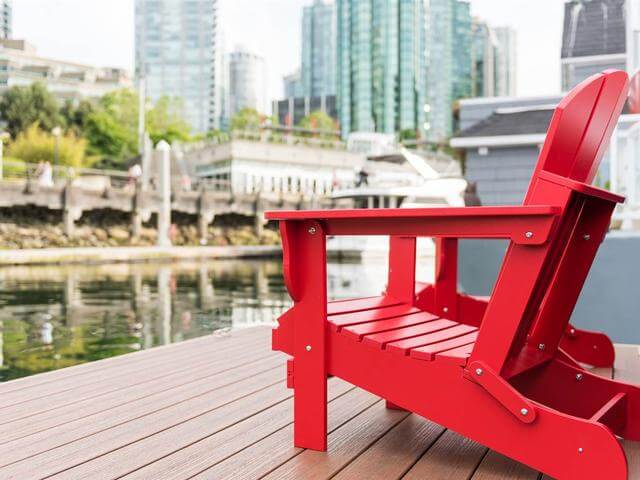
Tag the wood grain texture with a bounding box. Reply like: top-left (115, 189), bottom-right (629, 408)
top-left (0, 328), bottom-right (637, 480)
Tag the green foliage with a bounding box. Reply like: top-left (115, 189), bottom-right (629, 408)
top-left (0, 83), bottom-right (63, 138)
top-left (8, 123), bottom-right (89, 169)
top-left (61, 99), bottom-right (96, 137)
top-left (1, 157), bottom-right (28, 179)
top-left (230, 108), bottom-right (263, 131)
top-left (399, 128), bottom-right (418, 141)
top-left (84, 89), bottom-right (139, 166)
top-left (0, 84), bottom-right (195, 170)
top-left (146, 96), bottom-right (191, 145)
top-left (299, 110), bottom-right (337, 136)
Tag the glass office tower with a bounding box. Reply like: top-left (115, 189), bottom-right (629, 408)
top-left (337, 0), bottom-right (427, 138)
top-left (135, 0), bottom-right (220, 133)
top-left (301, 0), bottom-right (337, 98)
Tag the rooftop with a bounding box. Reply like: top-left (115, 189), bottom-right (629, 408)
top-left (561, 0), bottom-right (627, 59)
top-left (456, 107), bottom-right (554, 138)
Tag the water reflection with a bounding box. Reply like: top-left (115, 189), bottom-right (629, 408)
top-left (0, 257), bottom-right (434, 382)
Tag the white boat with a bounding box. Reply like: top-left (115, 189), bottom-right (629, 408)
top-left (326, 147), bottom-right (468, 260)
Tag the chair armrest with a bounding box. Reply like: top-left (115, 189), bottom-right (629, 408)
top-left (538, 170), bottom-right (625, 204)
top-left (266, 206), bottom-right (561, 245)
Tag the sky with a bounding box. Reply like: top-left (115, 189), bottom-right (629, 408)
top-left (13, 0), bottom-right (566, 101)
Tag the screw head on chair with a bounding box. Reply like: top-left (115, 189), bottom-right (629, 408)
top-left (525, 231), bottom-right (534, 239)
top-left (308, 227), bottom-right (316, 235)
top-left (520, 408), bottom-right (529, 416)
top-left (475, 368), bottom-right (483, 376)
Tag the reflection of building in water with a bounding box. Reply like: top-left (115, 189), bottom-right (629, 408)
top-left (156, 267), bottom-right (172, 345)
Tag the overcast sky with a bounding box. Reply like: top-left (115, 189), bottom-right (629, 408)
top-left (13, 0), bottom-right (565, 100)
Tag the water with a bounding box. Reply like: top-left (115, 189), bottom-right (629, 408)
top-left (0, 258), bottom-right (435, 382)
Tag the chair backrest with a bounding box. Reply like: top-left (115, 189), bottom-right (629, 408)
top-left (478, 70), bottom-right (629, 374)
top-left (525, 69), bottom-right (629, 201)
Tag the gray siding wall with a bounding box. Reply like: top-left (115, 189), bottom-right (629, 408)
top-left (562, 59), bottom-right (627, 90)
top-left (465, 146), bottom-right (539, 205)
top-left (459, 233), bottom-right (640, 344)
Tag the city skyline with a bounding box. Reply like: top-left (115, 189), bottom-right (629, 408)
top-left (13, 0), bottom-right (565, 103)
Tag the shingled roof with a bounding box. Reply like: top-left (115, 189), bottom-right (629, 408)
top-left (561, 0), bottom-right (626, 58)
top-left (455, 107), bottom-right (554, 138)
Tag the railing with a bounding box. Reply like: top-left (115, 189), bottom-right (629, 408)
top-left (2, 159), bottom-right (131, 188)
top-left (229, 130), bottom-right (346, 150)
top-left (610, 118), bottom-right (640, 229)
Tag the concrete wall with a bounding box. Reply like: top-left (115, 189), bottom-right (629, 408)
top-left (459, 232), bottom-right (640, 344)
top-left (465, 145), bottom-right (539, 205)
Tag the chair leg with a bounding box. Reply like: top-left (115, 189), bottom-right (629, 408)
top-left (293, 348), bottom-right (327, 451)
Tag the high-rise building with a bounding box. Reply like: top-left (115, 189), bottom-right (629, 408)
top-left (228, 47), bottom-right (267, 115)
top-left (494, 26), bottom-right (517, 96)
top-left (337, 0), bottom-right (427, 138)
top-left (427, 0), bottom-right (477, 141)
top-left (135, 0), bottom-right (220, 133)
top-left (470, 21), bottom-right (517, 98)
top-left (471, 19), bottom-right (496, 97)
top-left (471, 18), bottom-right (496, 97)
top-left (0, 1), bottom-right (11, 39)
top-left (283, 70), bottom-right (304, 98)
top-left (452, 1), bottom-right (472, 102)
top-left (561, 0), bottom-right (627, 90)
top-left (301, 0), bottom-right (336, 97)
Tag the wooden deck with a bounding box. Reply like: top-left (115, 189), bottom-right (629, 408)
top-left (0, 326), bottom-right (638, 479)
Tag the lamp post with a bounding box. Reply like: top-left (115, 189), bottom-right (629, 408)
top-left (52, 126), bottom-right (62, 181)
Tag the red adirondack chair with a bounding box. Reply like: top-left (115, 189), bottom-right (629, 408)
top-left (267, 69), bottom-right (640, 479)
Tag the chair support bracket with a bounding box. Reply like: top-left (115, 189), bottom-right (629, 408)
top-left (464, 361), bottom-right (537, 424)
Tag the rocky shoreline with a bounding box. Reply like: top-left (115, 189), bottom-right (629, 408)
top-left (0, 207), bottom-right (279, 250)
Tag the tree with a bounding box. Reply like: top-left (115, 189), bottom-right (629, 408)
top-left (61, 99), bottom-right (96, 137)
top-left (299, 110), bottom-right (337, 136)
top-left (0, 83), bottom-right (63, 138)
top-left (146, 96), bottom-right (191, 145)
top-left (8, 123), bottom-right (89, 169)
top-left (84, 89), bottom-right (139, 167)
top-left (230, 108), bottom-right (263, 132)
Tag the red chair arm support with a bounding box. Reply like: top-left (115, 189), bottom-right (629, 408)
top-left (267, 206), bottom-right (561, 245)
top-left (538, 170), bottom-right (625, 204)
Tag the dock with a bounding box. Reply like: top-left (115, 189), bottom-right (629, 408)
top-left (0, 326), bottom-right (638, 479)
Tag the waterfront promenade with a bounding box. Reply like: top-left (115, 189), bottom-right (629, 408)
top-left (0, 244), bottom-right (280, 266)
top-left (0, 325), bottom-right (638, 479)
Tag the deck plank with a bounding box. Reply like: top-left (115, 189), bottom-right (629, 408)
top-left (0, 364), bottom-right (284, 477)
top-left (0, 355), bottom-right (283, 465)
top-left (259, 401), bottom-right (409, 480)
top-left (470, 451), bottom-right (539, 479)
top-left (401, 429), bottom-right (487, 479)
top-left (0, 328), bottom-right (637, 480)
top-left (0, 327), bottom-right (265, 398)
top-left (0, 343), bottom-right (275, 428)
top-left (0, 349), bottom-right (278, 444)
top-left (331, 414), bottom-right (445, 480)
top-left (613, 346), bottom-right (640, 480)
top-left (185, 386), bottom-right (379, 480)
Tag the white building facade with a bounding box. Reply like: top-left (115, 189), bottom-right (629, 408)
top-left (0, 40), bottom-right (131, 100)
